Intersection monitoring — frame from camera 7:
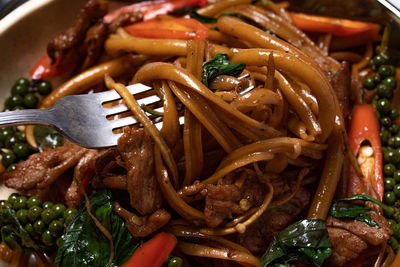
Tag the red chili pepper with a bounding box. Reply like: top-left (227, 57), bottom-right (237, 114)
top-left (104, 0), bottom-right (207, 23)
top-left (290, 12), bottom-right (380, 38)
top-left (124, 17), bottom-right (208, 41)
top-left (122, 232), bottom-right (177, 267)
top-left (77, 167), bottom-right (95, 195)
top-left (29, 51), bottom-right (77, 80)
top-left (347, 104), bottom-right (384, 201)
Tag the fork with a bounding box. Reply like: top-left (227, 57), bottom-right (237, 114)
top-left (0, 76), bottom-right (253, 148)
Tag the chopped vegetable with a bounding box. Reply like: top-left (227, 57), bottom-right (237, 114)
top-left (330, 194), bottom-right (394, 228)
top-left (290, 12), bottom-right (381, 37)
top-left (124, 17), bottom-right (209, 41)
top-left (122, 232), bottom-right (177, 267)
top-left (104, 0), bottom-right (207, 23)
top-left (202, 53), bottom-right (245, 86)
top-left (55, 190), bottom-right (141, 267)
top-left (348, 104), bottom-right (384, 201)
top-left (260, 219), bottom-right (331, 267)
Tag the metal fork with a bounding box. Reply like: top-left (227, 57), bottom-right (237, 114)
top-left (0, 76), bottom-right (253, 148)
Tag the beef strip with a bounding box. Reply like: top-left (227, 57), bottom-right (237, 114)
top-left (4, 141), bottom-right (88, 190)
top-left (117, 127), bottom-right (162, 215)
top-left (113, 202), bottom-right (170, 237)
top-left (108, 11), bottom-right (143, 33)
top-left (204, 183), bottom-right (242, 228)
top-left (80, 21), bottom-right (108, 70)
top-left (331, 61), bottom-right (350, 123)
top-left (47, 0), bottom-right (108, 63)
top-left (327, 210), bottom-right (393, 266)
top-left (237, 187), bottom-right (310, 255)
top-left (65, 149), bottom-right (102, 208)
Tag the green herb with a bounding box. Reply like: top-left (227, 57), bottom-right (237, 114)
top-left (202, 53), bottom-right (245, 86)
top-left (141, 104), bottom-right (164, 117)
top-left (55, 190), bottom-right (141, 267)
top-left (251, 0), bottom-right (268, 5)
top-left (33, 125), bottom-right (63, 152)
top-left (190, 10), bottom-right (250, 24)
top-left (260, 219), bottom-right (331, 267)
top-left (330, 194), bottom-right (394, 228)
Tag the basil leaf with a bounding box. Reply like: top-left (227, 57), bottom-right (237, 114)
top-left (55, 190), bottom-right (141, 267)
top-left (33, 125), bottom-right (63, 152)
top-left (202, 53), bottom-right (245, 86)
top-left (260, 219), bottom-right (331, 267)
top-left (329, 194), bottom-right (393, 228)
top-left (189, 10), bottom-right (217, 23)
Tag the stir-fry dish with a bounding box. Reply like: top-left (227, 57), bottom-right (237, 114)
top-left (1, 0), bottom-right (400, 266)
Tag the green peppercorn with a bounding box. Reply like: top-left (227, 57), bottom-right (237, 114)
top-left (391, 124), bottom-right (400, 135)
top-left (5, 135), bottom-right (17, 149)
top-left (23, 93), bottom-right (38, 109)
top-left (7, 193), bottom-right (19, 206)
top-left (27, 196), bottom-right (42, 209)
top-left (52, 204), bottom-right (66, 218)
top-left (6, 95), bottom-right (23, 109)
top-left (389, 219), bottom-right (397, 228)
top-left (48, 220), bottom-right (63, 237)
top-left (15, 78), bottom-right (30, 87)
top-left (0, 200), bottom-right (12, 210)
top-left (381, 117), bottom-right (392, 127)
top-left (41, 230), bottom-right (55, 246)
top-left (393, 224), bottom-right (400, 239)
top-left (394, 170), bottom-right (400, 183)
top-left (11, 84), bottom-right (28, 97)
top-left (14, 131), bottom-right (26, 143)
top-left (394, 212), bottom-right (400, 223)
top-left (37, 81), bottom-right (52, 96)
top-left (377, 98), bottom-right (391, 114)
top-left (385, 178), bottom-right (396, 191)
top-left (16, 209), bottom-right (28, 225)
top-left (6, 164), bottom-right (16, 173)
top-left (28, 206), bottom-right (43, 223)
top-left (63, 208), bottom-right (78, 220)
top-left (41, 208), bottom-right (58, 225)
top-left (0, 128), bottom-right (14, 145)
top-left (372, 54), bottom-right (388, 67)
top-left (25, 223), bottom-right (35, 237)
top-left (394, 184), bottom-right (400, 198)
top-left (42, 201), bottom-right (53, 210)
top-left (381, 130), bottom-right (391, 145)
top-left (2, 152), bottom-right (16, 168)
top-left (168, 256), bottom-right (183, 267)
top-left (383, 76), bottom-right (397, 90)
top-left (384, 164), bottom-right (396, 176)
top-left (374, 73), bottom-right (382, 84)
top-left (389, 236), bottom-right (399, 251)
top-left (379, 65), bottom-right (393, 78)
top-left (389, 136), bottom-right (395, 147)
top-left (364, 76), bottom-right (375, 90)
top-left (13, 196), bottom-right (27, 210)
top-left (33, 220), bottom-right (46, 235)
top-left (377, 83), bottom-right (392, 98)
top-left (13, 143), bottom-right (30, 160)
top-left (385, 191), bottom-right (396, 205)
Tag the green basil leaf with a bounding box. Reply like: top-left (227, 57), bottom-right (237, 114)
top-left (33, 125), bottom-right (63, 152)
top-left (329, 194), bottom-right (393, 228)
top-left (55, 190), bottom-right (141, 267)
top-left (189, 10), bottom-right (217, 23)
top-left (260, 219), bottom-right (331, 267)
top-left (202, 53), bottom-right (245, 86)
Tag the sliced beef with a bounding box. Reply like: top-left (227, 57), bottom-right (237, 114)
top-left (327, 210), bottom-right (393, 266)
top-left (331, 61), bottom-right (350, 123)
top-left (237, 187), bottom-right (310, 255)
top-left (327, 227), bottom-right (368, 266)
top-left (113, 202), bottom-right (170, 237)
top-left (108, 11), bottom-right (143, 33)
top-left (204, 183), bottom-right (242, 228)
top-left (4, 141), bottom-right (88, 190)
top-left (80, 21), bottom-right (108, 70)
top-left (47, 0), bottom-right (108, 63)
top-left (65, 149), bottom-right (102, 208)
top-left (117, 127), bottom-right (162, 215)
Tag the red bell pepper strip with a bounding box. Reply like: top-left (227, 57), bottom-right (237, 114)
top-left (104, 0), bottom-right (207, 23)
top-left (124, 17), bottom-right (208, 41)
top-left (122, 232), bottom-right (177, 267)
top-left (29, 51), bottom-right (77, 80)
top-left (290, 12), bottom-right (381, 37)
top-left (347, 104), bottom-right (384, 202)
top-left (76, 167), bottom-right (95, 195)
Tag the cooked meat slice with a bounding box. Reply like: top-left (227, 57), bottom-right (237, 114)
top-left (102, 175), bottom-right (127, 189)
top-left (117, 127), bottom-right (162, 215)
top-left (113, 202), bottom-right (170, 237)
top-left (178, 180), bottom-right (206, 202)
top-left (80, 21), bottom-right (108, 70)
top-left (326, 211), bottom-right (392, 246)
top-left (204, 183), bottom-right (242, 228)
top-left (331, 61), bottom-right (350, 122)
top-left (327, 227), bottom-right (368, 266)
top-left (4, 141), bottom-right (88, 190)
top-left (65, 149), bottom-right (101, 208)
top-left (237, 187), bottom-right (310, 255)
top-left (108, 11), bottom-right (143, 33)
top-left (47, 0), bottom-right (108, 63)
top-left (94, 148), bottom-right (119, 173)
top-left (242, 176), bottom-right (268, 207)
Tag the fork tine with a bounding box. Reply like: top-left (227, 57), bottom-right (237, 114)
top-left (109, 116), bottom-right (138, 130)
top-left (104, 104), bottom-right (129, 116)
top-left (97, 83), bottom-right (153, 103)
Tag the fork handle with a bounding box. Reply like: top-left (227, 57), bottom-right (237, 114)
top-left (0, 109), bottom-right (56, 127)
